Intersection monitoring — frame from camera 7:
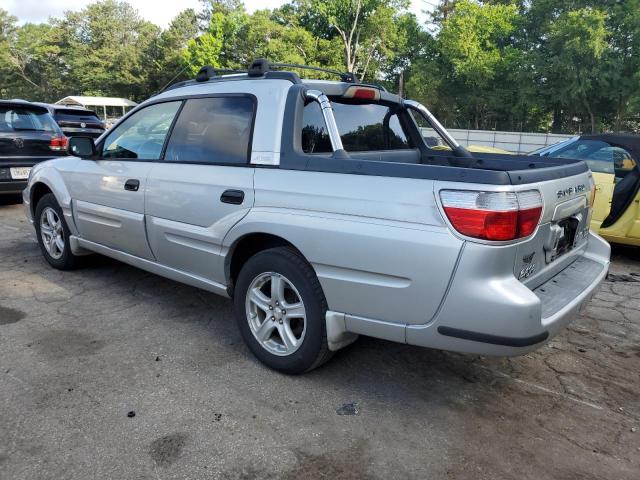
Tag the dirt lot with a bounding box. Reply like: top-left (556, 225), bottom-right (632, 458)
top-left (0, 201), bottom-right (638, 480)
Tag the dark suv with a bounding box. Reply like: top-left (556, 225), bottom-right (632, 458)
top-left (0, 100), bottom-right (69, 197)
top-left (35, 103), bottom-right (105, 139)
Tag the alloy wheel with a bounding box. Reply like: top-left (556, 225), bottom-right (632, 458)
top-left (245, 272), bottom-right (307, 356)
top-left (40, 207), bottom-right (65, 260)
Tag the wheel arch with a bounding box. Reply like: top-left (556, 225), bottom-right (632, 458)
top-left (27, 166), bottom-right (76, 235)
top-left (30, 182), bottom-right (54, 217)
top-left (225, 232), bottom-right (307, 296)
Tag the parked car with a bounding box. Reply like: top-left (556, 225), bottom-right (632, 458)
top-left (34, 103), bottom-right (106, 139)
top-left (22, 60), bottom-right (610, 373)
top-left (532, 134), bottom-right (640, 246)
top-left (0, 100), bottom-right (69, 198)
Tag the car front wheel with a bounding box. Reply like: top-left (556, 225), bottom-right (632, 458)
top-left (34, 193), bottom-right (81, 270)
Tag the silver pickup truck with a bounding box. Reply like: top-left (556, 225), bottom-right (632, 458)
top-left (23, 60), bottom-right (610, 373)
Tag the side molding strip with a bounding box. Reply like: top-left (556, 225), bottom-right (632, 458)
top-left (73, 236), bottom-right (229, 298)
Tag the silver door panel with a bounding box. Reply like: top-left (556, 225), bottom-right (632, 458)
top-left (64, 159), bottom-right (154, 258)
top-left (145, 164), bottom-right (254, 226)
top-left (74, 200), bottom-right (154, 260)
top-left (145, 216), bottom-right (231, 283)
top-left (145, 164), bottom-right (254, 282)
top-left (65, 160), bottom-right (150, 213)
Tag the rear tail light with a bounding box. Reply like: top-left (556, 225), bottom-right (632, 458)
top-left (49, 136), bottom-right (68, 151)
top-left (440, 190), bottom-right (543, 241)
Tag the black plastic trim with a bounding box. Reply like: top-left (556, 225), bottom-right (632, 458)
top-left (437, 326), bottom-right (549, 347)
top-left (0, 180), bottom-right (27, 194)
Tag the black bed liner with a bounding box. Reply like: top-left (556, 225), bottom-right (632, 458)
top-left (280, 151), bottom-right (588, 185)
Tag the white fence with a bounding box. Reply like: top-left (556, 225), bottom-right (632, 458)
top-left (421, 128), bottom-right (575, 154)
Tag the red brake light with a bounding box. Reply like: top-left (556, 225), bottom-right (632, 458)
top-left (49, 136), bottom-right (68, 151)
top-left (343, 86), bottom-right (381, 101)
top-left (440, 190), bottom-right (543, 241)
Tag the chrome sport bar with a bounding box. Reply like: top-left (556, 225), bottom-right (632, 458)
top-left (304, 89), bottom-right (344, 152)
top-left (404, 99), bottom-right (473, 158)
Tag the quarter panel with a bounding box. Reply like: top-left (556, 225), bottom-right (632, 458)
top-left (225, 208), bottom-right (463, 325)
top-left (26, 159), bottom-right (80, 235)
top-left (253, 168), bottom-right (446, 225)
top-left (236, 168), bottom-right (462, 324)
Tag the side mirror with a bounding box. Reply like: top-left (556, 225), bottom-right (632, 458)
top-left (68, 136), bottom-right (97, 158)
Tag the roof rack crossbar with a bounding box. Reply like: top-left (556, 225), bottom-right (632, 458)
top-left (247, 58), bottom-right (358, 83)
top-left (196, 65), bottom-right (248, 82)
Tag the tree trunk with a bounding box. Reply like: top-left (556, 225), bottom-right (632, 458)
top-left (551, 107), bottom-right (562, 133)
top-left (398, 71), bottom-right (404, 98)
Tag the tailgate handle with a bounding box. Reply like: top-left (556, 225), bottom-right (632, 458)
top-left (220, 189), bottom-right (244, 205)
top-left (124, 179), bottom-right (140, 192)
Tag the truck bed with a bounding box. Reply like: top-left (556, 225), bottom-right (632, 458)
top-left (291, 149), bottom-right (589, 186)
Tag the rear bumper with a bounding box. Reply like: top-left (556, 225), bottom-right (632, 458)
top-left (0, 180), bottom-right (27, 195)
top-left (405, 232), bottom-right (610, 356)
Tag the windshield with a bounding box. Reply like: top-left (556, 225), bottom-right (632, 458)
top-left (0, 107), bottom-right (60, 133)
top-left (550, 139), bottom-right (636, 174)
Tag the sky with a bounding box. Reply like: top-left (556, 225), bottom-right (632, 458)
top-left (4, 0), bottom-right (433, 28)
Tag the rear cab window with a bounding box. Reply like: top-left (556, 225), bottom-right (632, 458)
top-left (301, 100), bottom-right (412, 154)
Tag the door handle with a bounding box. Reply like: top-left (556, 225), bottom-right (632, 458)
top-left (220, 189), bottom-right (244, 205)
top-left (124, 179), bottom-right (140, 192)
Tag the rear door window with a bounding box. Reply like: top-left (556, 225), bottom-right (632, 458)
top-left (301, 101), bottom-right (411, 153)
top-left (164, 96), bottom-right (255, 164)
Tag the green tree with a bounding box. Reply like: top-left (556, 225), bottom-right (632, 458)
top-left (435, 0), bottom-right (522, 129)
top-left (544, 7), bottom-right (609, 133)
top-left (149, 9), bottom-right (199, 91)
top-left (55, 0), bottom-right (162, 101)
top-left (296, 0), bottom-right (410, 80)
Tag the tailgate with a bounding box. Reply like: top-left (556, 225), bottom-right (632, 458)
top-left (513, 170), bottom-right (595, 289)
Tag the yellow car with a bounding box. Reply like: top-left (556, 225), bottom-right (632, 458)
top-left (532, 134), bottom-right (640, 246)
top-left (430, 144), bottom-right (513, 155)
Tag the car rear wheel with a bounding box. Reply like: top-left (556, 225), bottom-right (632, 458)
top-left (234, 247), bottom-right (333, 374)
top-left (35, 193), bottom-right (81, 270)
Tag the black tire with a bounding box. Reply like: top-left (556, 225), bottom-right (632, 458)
top-left (234, 247), bottom-right (333, 374)
top-left (34, 193), bottom-right (82, 270)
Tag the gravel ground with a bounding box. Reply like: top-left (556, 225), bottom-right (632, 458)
top-left (0, 201), bottom-right (639, 480)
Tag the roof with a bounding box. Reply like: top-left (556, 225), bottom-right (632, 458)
top-left (55, 96), bottom-right (138, 108)
top-left (0, 99), bottom-right (48, 112)
top-left (32, 102), bottom-right (95, 114)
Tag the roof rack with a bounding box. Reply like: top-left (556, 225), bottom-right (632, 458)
top-left (162, 58), bottom-right (361, 93)
top-left (195, 66), bottom-right (247, 82)
top-left (248, 58), bottom-right (359, 83)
